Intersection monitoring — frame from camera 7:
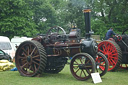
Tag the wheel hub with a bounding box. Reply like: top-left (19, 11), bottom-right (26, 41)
top-left (79, 64), bottom-right (85, 69)
top-left (79, 64), bottom-right (92, 69)
top-left (27, 56), bottom-right (31, 62)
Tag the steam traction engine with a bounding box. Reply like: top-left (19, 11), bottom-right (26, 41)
top-left (98, 28), bottom-right (128, 71)
top-left (15, 9), bottom-right (108, 81)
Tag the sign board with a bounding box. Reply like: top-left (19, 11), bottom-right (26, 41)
top-left (91, 73), bottom-right (102, 84)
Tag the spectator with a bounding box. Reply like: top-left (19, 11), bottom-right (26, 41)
top-left (105, 28), bottom-right (116, 40)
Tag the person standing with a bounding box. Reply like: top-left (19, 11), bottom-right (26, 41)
top-left (105, 28), bottom-right (116, 40)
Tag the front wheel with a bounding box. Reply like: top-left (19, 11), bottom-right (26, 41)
top-left (96, 52), bottom-right (109, 76)
top-left (70, 53), bottom-right (95, 81)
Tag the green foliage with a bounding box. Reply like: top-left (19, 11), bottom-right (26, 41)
top-left (0, 0), bottom-right (58, 38)
top-left (32, 0), bottom-right (58, 34)
top-left (0, 0), bottom-right (128, 39)
top-left (0, 0), bottom-right (37, 38)
top-left (91, 0), bottom-right (128, 38)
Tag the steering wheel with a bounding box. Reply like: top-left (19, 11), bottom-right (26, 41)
top-left (122, 28), bottom-right (128, 35)
top-left (46, 26), bottom-right (66, 43)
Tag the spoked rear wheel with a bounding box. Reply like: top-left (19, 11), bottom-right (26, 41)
top-left (70, 53), bottom-right (95, 81)
top-left (15, 40), bottom-right (47, 77)
top-left (120, 64), bottom-right (128, 69)
top-left (96, 52), bottom-right (108, 76)
top-left (98, 40), bottom-right (122, 71)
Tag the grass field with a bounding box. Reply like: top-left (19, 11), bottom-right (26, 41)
top-left (0, 64), bottom-right (128, 85)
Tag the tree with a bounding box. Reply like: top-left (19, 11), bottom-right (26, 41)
top-left (92, 0), bottom-right (128, 37)
top-left (31, 0), bottom-right (58, 34)
top-left (0, 0), bottom-right (37, 38)
top-left (56, 0), bottom-right (87, 35)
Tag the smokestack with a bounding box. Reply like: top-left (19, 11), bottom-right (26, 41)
top-left (83, 9), bottom-right (91, 39)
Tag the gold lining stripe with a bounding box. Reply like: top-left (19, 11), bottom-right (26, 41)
top-left (83, 9), bottom-right (91, 13)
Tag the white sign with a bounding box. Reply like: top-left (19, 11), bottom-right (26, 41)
top-left (91, 73), bottom-right (102, 84)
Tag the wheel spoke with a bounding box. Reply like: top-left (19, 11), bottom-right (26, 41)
top-left (79, 58), bottom-right (83, 64)
top-left (32, 60), bottom-right (40, 66)
top-left (86, 69), bottom-right (91, 75)
top-left (80, 70), bottom-right (82, 77)
top-left (107, 44), bottom-right (111, 51)
top-left (110, 50), bottom-right (117, 54)
top-left (108, 44), bottom-right (114, 52)
top-left (111, 59), bottom-right (116, 65)
top-left (100, 62), bottom-right (105, 65)
top-left (99, 66), bottom-right (105, 70)
top-left (73, 66), bottom-right (79, 69)
top-left (23, 52), bottom-right (28, 57)
top-left (33, 64), bottom-right (37, 72)
top-left (82, 70), bottom-right (86, 77)
top-left (27, 46), bottom-right (30, 55)
top-left (110, 56), bottom-right (118, 60)
top-left (98, 49), bottom-right (104, 53)
top-left (19, 56), bottom-right (27, 60)
top-left (22, 48), bottom-right (28, 56)
top-left (27, 65), bottom-right (31, 74)
top-left (30, 47), bottom-right (36, 56)
top-left (34, 58), bottom-right (40, 62)
top-left (109, 60), bottom-right (114, 66)
top-left (28, 65), bottom-right (32, 72)
top-left (32, 55), bottom-right (40, 59)
top-left (102, 45), bottom-right (106, 52)
top-left (34, 49), bottom-right (38, 55)
top-left (110, 53), bottom-right (118, 57)
top-left (21, 58), bottom-right (27, 64)
top-left (74, 60), bottom-right (79, 65)
top-left (21, 62), bottom-right (28, 69)
top-left (29, 44), bottom-right (32, 53)
top-left (31, 65), bottom-right (35, 72)
top-left (85, 59), bottom-right (90, 64)
top-left (75, 68), bottom-right (80, 74)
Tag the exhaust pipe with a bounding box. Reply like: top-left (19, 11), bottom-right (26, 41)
top-left (83, 9), bottom-right (92, 39)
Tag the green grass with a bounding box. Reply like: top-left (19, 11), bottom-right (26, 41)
top-left (0, 64), bottom-right (128, 85)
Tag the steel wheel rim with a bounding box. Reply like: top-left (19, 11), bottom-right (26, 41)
top-left (70, 53), bottom-right (95, 80)
top-left (15, 42), bottom-right (41, 76)
top-left (98, 41), bottom-right (118, 71)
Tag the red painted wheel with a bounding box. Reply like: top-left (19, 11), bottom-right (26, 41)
top-left (15, 40), bottom-right (47, 77)
top-left (98, 40), bottom-right (122, 71)
top-left (120, 64), bottom-right (128, 69)
top-left (96, 52), bottom-right (108, 76)
top-left (70, 53), bottom-right (95, 81)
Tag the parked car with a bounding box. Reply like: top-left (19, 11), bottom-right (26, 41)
top-left (0, 49), bottom-right (12, 62)
top-left (0, 36), bottom-right (15, 59)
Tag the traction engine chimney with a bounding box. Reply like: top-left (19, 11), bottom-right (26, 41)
top-left (83, 9), bottom-right (92, 39)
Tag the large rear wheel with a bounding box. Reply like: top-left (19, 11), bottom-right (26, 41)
top-left (15, 40), bottom-right (47, 77)
top-left (98, 40), bottom-right (122, 71)
top-left (70, 53), bottom-right (95, 81)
